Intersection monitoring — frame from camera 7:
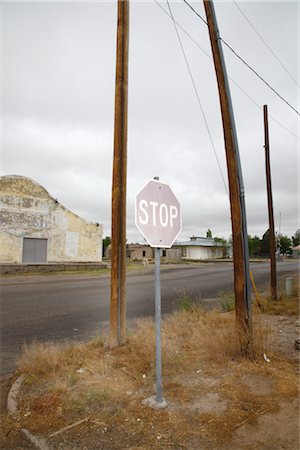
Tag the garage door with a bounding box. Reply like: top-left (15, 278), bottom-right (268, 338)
top-left (22, 238), bottom-right (48, 263)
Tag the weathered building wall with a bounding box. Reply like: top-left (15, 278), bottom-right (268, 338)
top-left (0, 175), bottom-right (103, 264)
top-left (164, 248), bottom-right (182, 260)
top-left (127, 244), bottom-right (154, 260)
top-left (183, 246), bottom-right (224, 260)
top-left (0, 231), bottom-right (21, 263)
top-left (187, 246), bottom-right (221, 259)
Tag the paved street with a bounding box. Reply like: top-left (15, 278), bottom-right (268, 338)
top-left (0, 261), bottom-right (298, 375)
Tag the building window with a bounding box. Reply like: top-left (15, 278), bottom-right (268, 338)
top-left (162, 250), bottom-right (166, 257)
top-left (142, 250), bottom-right (146, 257)
top-left (182, 248), bottom-right (187, 257)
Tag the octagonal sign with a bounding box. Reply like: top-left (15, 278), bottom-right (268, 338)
top-left (135, 179), bottom-right (182, 248)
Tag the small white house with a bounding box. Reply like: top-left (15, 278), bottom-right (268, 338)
top-left (173, 236), bottom-right (229, 260)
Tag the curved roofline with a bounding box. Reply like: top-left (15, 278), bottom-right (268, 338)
top-left (1, 174), bottom-right (51, 197)
top-left (0, 174), bottom-right (101, 228)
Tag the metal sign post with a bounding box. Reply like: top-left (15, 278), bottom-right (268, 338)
top-left (155, 246), bottom-right (163, 403)
top-left (136, 177), bottom-right (181, 410)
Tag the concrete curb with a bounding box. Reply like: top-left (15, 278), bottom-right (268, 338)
top-left (7, 375), bottom-right (51, 450)
top-left (7, 375), bottom-right (24, 416)
top-left (22, 428), bottom-right (50, 450)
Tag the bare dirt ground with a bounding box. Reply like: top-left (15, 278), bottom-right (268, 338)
top-left (0, 297), bottom-right (299, 450)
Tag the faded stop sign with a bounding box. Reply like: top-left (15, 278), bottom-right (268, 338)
top-left (135, 179), bottom-right (182, 248)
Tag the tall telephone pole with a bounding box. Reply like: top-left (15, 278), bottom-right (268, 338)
top-left (263, 105), bottom-right (277, 300)
top-left (110, 0), bottom-right (129, 347)
top-left (203, 0), bottom-right (252, 356)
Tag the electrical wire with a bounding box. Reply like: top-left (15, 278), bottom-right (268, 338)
top-left (182, 0), bottom-right (300, 117)
top-left (229, 78), bottom-right (299, 141)
top-left (166, 0), bottom-right (229, 195)
top-left (232, 0), bottom-right (299, 88)
top-left (182, 0), bottom-right (208, 26)
top-left (155, 0), bottom-right (212, 59)
top-left (220, 39), bottom-right (300, 117)
top-left (153, 0), bottom-right (299, 141)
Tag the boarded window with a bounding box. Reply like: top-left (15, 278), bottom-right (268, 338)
top-left (65, 232), bottom-right (78, 257)
top-left (22, 238), bottom-right (47, 263)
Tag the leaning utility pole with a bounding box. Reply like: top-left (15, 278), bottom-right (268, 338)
top-left (110, 0), bottom-right (129, 347)
top-left (263, 105), bottom-right (277, 300)
top-left (203, 0), bottom-right (252, 356)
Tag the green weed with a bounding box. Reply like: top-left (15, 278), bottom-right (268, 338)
top-left (220, 294), bottom-right (235, 312)
top-left (178, 293), bottom-right (192, 311)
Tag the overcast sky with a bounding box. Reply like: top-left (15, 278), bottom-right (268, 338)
top-left (1, 0), bottom-right (299, 243)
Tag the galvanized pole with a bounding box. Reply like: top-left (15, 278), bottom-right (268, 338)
top-left (263, 105), bottom-right (277, 300)
top-left (155, 246), bottom-right (163, 402)
top-left (110, 0), bottom-right (129, 348)
top-left (203, 0), bottom-right (252, 356)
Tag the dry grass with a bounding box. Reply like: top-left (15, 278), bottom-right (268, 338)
top-left (18, 336), bottom-right (106, 376)
top-left (253, 281), bottom-right (299, 316)
top-left (255, 295), bottom-right (299, 316)
top-left (13, 303), bottom-right (299, 449)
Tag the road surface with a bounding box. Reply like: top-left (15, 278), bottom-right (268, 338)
top-left (0, 261), bottom-right (298, 375)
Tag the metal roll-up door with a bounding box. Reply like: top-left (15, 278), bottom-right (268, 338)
top-left (22, 238), bottom-right (48, 263)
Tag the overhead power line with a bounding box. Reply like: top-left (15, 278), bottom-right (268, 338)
top-left (182, 0), bottom-right (207, 26)
top-left (182, 0), bottom-right (300, 117)
top-left (229, 78), bottom-right (299, 141)
top-left (155, 0), bottom-right (212, 59)
top-left (232, 0), bottom-right (299, 88)
top-left (166, 0), bottom-right (229, 195)
top-left (153, 0), bottom-right (299, 141)
top-left (220, 39), bottom-right (300, 116)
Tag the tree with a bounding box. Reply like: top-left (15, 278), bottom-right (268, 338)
top-left (206, 229), bottom-right (212, 238)
top-left (248, 235), bottom-right (261, 258)
top-left (213, 236), bottom-right (227, 245)
top-left (279, 235), bottom-right (292, 255)
top-left (102, 236), bottom-right (112, 257)
top-left (213, 236), bottom-right (228, 258)
top-left (260, 229), bottom-right (270, 257)
top-left (292, 229), bottom-right (300, 247)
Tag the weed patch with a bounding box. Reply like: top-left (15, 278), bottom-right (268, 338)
top-left (220, 293), bottom-right (235, 312)
top-left (12, 305), bottom-right (299, 450)
top-left (254, 279), bottom-right (299, 315)
top-left (178, 292), bottom-right (193, 311)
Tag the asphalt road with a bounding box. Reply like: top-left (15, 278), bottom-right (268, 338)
top-left (0, 261), bottom-right (298, 376)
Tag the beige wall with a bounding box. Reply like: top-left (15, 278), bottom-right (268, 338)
top-left (127, 245), bottom-right (154, 260)
top-left (0, 175), bottom-right (103, 264)
top-left (184, 246), bottom-right (223, 260)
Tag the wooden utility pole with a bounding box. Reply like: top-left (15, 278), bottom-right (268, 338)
top-left (110, 0), bottom-right (129, 347)
top-left (203, 0), bottom-right (253, 356)
top-left (263, 105), bottom-right (277, 300)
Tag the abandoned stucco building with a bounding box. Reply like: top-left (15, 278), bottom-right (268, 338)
top-left (0, 175), bottom-right (103, 264)
top-left (126, 244), bottom-right (154, 260)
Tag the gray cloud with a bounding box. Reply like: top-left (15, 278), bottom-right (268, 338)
top-left (1, 0), bottom-right (298, 243)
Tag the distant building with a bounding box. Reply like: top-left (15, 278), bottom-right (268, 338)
top-left (121, 236), bottom-right (230, 261)
top-left (0, 175), bottom-right (103, 264)
top-left (126, 243), bottom-right (154, 260)
top-left (173, 236), bottom-right (229, 260)
top-left (292, 245), bottom-right (300, 259)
